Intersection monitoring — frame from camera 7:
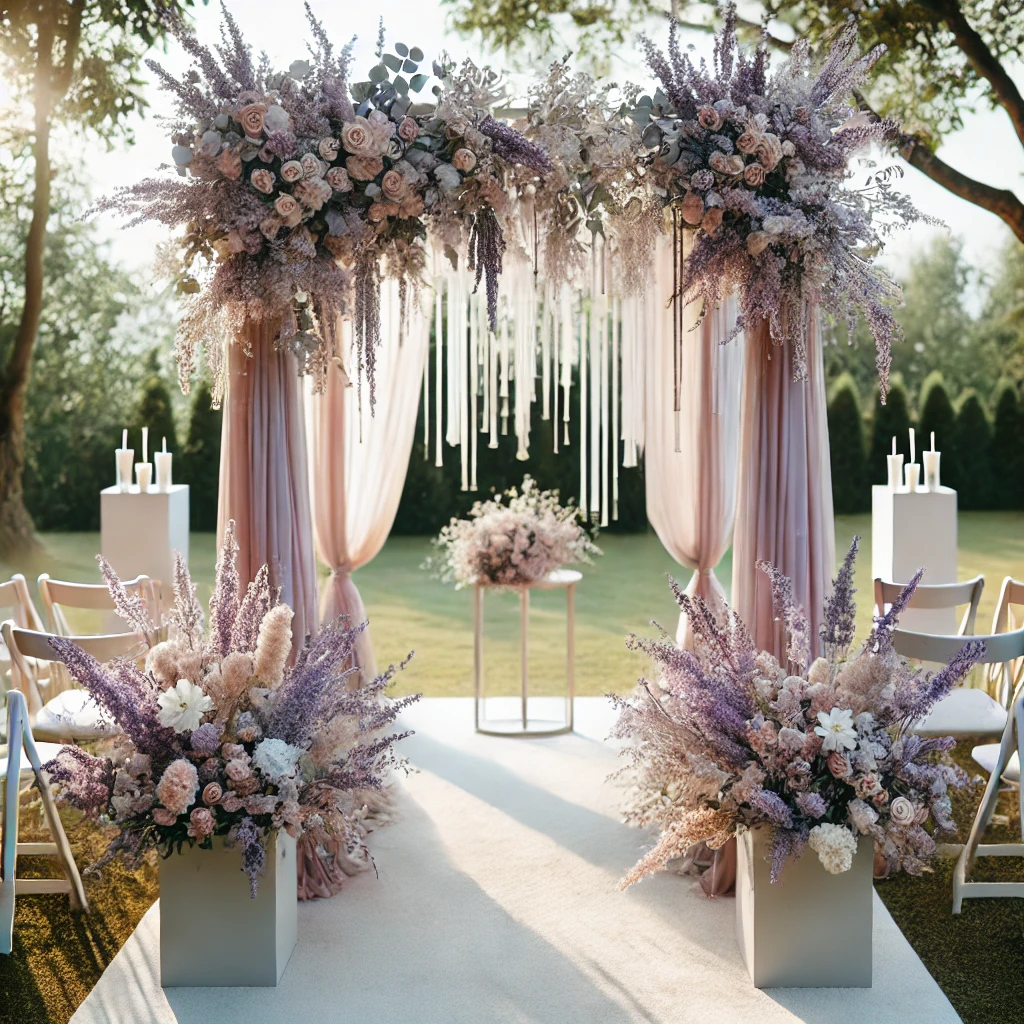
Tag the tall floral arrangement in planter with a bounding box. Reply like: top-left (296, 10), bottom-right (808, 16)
top-left (43, 523), bottom-right (418, 897)
top-left (428, 475), bottom-right (600, 588)
top-left (614, 538), bottom-right (983, 886)
top-left (634, 4), bottom-right (937, 399)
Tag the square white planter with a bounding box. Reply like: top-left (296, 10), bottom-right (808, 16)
top-left (159, 829), bottom-right (297, 987)
top-left (735, 828), bottom-right (873, 988)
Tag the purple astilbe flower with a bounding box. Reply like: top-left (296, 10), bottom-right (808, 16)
top-left (769, 824), bottom-right (808, 883)
top-left (97, 555), bottom-right (155, 641)
top-left (318, 730), bottom-right (416, 794)
top-left (867, 567), bottom-right (924, 654)
top-left (477, 115), bottom-right (554, 174)
top-left (41, 747), bottom-right (114, 817)
top-left (228, 816), bottom-right (266, 899)
top-left (231, 564), bottom-right (274, 653)
top-left (821, 536), bottom-right (860, 660)
top-left (190, 722), bottom-right (222, 755)
top-left (890, 640), bottom-right (986, 726)
top-left (749, 789), bottom-right (794, 830)
top-left (171, 550), bottom-right (204, 649)
top-left (795, 791), bottom-right (827, 819)
top-left (49, 638), bottom-right (179, 763)
top-left (207, 519), bottom-right (240, 658)
top-left (757, 559), bottom-right (810, 669)
top-left (468, 206), bottom-right (506, 333)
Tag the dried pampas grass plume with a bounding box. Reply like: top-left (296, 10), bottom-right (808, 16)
top-left (254, 604), bottom-right (293, 687)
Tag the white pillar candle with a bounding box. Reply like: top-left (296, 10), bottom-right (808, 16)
top-left (904, 462), bottom-right (921, 492)
top-left (924, 450), bottom-right (941, 490)
top-left (909, 427), bottom-right (916, 467)
top-left (135, 461), bottom-right (152, 492)
top-left (116, 448), bottom-right (134, 492)
top-left (155, 451), bottom-right (173, 491)
top-left (886, 436), bottom-right (903, 490)
top-left (142, 426), bottom-right (149, 465)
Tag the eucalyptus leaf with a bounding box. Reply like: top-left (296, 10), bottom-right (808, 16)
top-left (395, 42), bottom-right (409, 56)
top-left (410, 46), bottom-right (424, 61)
top-left (213, 113), bottom-right (230, 131)
top-left (403, 59), bottom-right (418, 73)
top-left (629, 106), bottom-right (651, 127)
top-left (410, 73), bottom-right (429, 93)
top-left (382, 53), bottom-right (402, 72)
top-left (391, 94), bottom-right (412, 118)
top-left (368, 63), bottom-right (388, 84)
top-left (641, 123), bottom-right (662, 150)
top-left (357, 99), bottom-right (372, 118)
top-left (638, 95), bottom-right (653, 107)
top-left (432, 60), bottom-right (444, 78)
top-left (431, 84), bottom-right (441, 96)
top-left (171, 144), bottom-right (193, 166)
top-left (351, 82), bottom-right (372, 103)
top-left (365, 183), bottom-right (382, 197)
top-left (289, 60), bottom-right (311, 80)
top-left (393, 75), bottom-right (409, 95)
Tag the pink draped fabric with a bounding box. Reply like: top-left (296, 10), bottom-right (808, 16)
top-left (731, 315), bottom-right (836, 662)
top-left (646, 235), bottom-right (743, 646)
top-left (217, 319), bottom-right (317, 651)
top-left (309, 293), bottom-right (428, 680)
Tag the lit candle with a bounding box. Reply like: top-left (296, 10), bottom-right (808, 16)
top-left (924, 432), bottom-right (941, 491)
top-left (886, 435), bottom-right (903, 490)
top-left (905, 427), bottom-right (920, 491)
top-left (909, 427), bottom-right (916, 467)
top-left (122, 428), bottom-right (128, 450)
top-left (155, 436), bottom-right (173, 491)
top-left (115, 426), bottom-right (134, 492)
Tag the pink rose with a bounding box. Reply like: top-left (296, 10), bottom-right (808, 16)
top-left (366, 109), bottom-right (394, 150)
top-left (318, 137), bottom-right (340, 161)
top-left (259, 214), bottom-right (282, 240)
top-left (708, 151), bottom-right (744, 176)
top-left (152, 808), bottom-right (177, 827)
top-left (188, 806), bottom-right (215, 839)
top-left (700, 207), bottom-right (723, 234)
top-left (743, 162), bottom-right (766, 188)
top-left (274, 194), bottom-right (299, 218)
top-left (215, 147), bottom-right (242, 180)
top-left (237, 103), bottom-right (267, 138)
top-left (681, 191), bottom-right (704, 226)
top-left (202, 782), bottom-right (223, 806)
top-left (855, 773), bottom-right (882, 799)
top-left (225, 758), bottom-right (252, 783)
top-left (346, 154), bottom-right (384, 181)
top-left (221, 792), bottom-right (243, 813)
top-left (398, 116), bottom-right (419, 142)
top-left (755, 133), bottom-right (783, 172)
top-left (280, 159), bottom-right (304, 183)
top-left (327, 166), bottom-right (353, 192)
top-left (889, 796), bottom-right (916, 827)
top-left (221, 744), bottom-right (246, 760)
top-left (299, 153), bottom-right (322, 179)
top-left (697, 105), bottom-right (722, 131)
top-left (736, 131), bottom-right (760, 155)
top-left (827, 751), bottom-right (852, 779)
top-left (746, 231), bottom-right (771, 257)
top-left (293, 177), bottom-right (332, 211)
top-left (244, 795), bottom-right (278, 815)
top-left (452, 148), bottom-right (477, 173)
top-left (872, 789), bottom-right (890, 808)
top-left (341, 116), bottom-right (377, 158)
top-left (250, 168), bottom-right (275, 194)
top-left (381, 168), bottom-right (409, 202)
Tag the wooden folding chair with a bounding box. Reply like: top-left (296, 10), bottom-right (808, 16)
top-left (0, 575), bottom-right (47, 692)
top-left (37, 573), bottom-right (158, 637)
top-left (1, 688), bottom-right (88, 953)
top-left (874, 575), bottom-right (985, 638)
top-left (2, 622), bottom-right (147, 742)
top-left (985, 577), bottom-right (1024, 701)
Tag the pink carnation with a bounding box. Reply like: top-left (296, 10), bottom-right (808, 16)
top-left (188, 806), bottom-right (215, 839)
top-left (155, 758), bottom-right (199, 817)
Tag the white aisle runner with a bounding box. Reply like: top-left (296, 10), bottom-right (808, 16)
top-left (71, 698), bottom-right (960, 1024)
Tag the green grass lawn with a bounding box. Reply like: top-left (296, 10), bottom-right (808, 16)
top-left (5, 512), bottom-right (1022, 698)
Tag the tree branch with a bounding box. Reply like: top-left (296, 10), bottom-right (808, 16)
top-left (855, 92), bottom-right (1024, 244)
top-left (925, 0), bottom-right (1024, 151)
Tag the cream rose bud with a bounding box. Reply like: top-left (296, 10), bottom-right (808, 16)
top-left (280, 160), bottom-right (304, 183)
top-left (263, 103), bottom-right (291, 135)
top-left (709, 151), bottom-right (744, 176)
top-left (237, 102), bottom-right (268, 138)
top-left (743, 162), bottom-right (766, 188)
top-left (274, 194), bottom-right (299, 218)
top-left (452, 148), bottom-right (477, 173)
top-left (215, 147), bottom-right (242, 180)
top-left (250, 168), bottom-right (275, 194)
top-left (341, 116), bottom-right (376, 157)
top-left (381, 168), bottom-right (409, 202)
top-left (696, 105), bottom-right (723, 131)
top-left (398, 116), bottom-right (419, 142)
top-left (736, 131), bottom-right (760, 154)
top-left (781, 139), bottom-right (796, 157)
top-left (747, 231), bottom-right (771, 257)
top-left (681, 191), bottom-right (704, 225)
top-left (346, 154), bottom-right (384, 181)
top-left (889, 796), bottom-right (916, 826)
top-left (700, 207), bottom-right (723, 234)
top-left (327, 166), bottom-right (353, 192)
top-left (318, 137), bottom-right (340, 161)
top-left (300, 153), bottom-right (323, 179)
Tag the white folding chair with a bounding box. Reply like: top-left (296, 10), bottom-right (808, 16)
top-left (0, 575), bottom-right (47, 693)
top-left (38, 573), bottom-right (158, 637)
top-left (1, 621), bottom-right (147, 742)
top-left (1, 688), bottom-right (88, 953)
top-left (874, 575), bottom-right (985, 638)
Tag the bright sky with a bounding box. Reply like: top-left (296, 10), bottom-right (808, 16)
top-left (79, 0), bottom-right (1024, 305)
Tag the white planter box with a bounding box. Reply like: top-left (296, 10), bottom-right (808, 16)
top-left (735, 828), bottom-right (873, 988)
top-left (159, 830), bottom-right (297, 987)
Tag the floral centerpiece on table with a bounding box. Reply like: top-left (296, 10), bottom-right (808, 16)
top-left (43, 522), bottom-right (418, 897)
top-left (614, 538), bottom-right (983, 886)
top-left (634, 5), bottom-right (937, 397)
top-left (428, 475), bottom-right (600, 588)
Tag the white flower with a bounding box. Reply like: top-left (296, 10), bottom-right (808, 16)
top-left (252, 737), bottom-right (304, 782)
top-left (157, 678), bottom-right (214, 733)
top-left (808, 823), bottom-right (858, 874)
top-left (814, 707), bottom-right (858, 752)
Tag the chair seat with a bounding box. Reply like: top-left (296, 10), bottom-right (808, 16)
top-left (911, 688), bottom-right (1008, 737)
top-left (972, 742), bottom-right (1021, 784)
top-left (0, 741), bottom-right (67, 779)
top-left (31, 689), bottom-right (115, 743)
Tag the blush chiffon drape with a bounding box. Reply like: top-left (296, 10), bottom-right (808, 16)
top-left (217, 319), bottom-right (318, 652)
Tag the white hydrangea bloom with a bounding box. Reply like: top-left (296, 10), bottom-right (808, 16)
top-left (252, 737), bottom-right (304, 782)
top-left (809, 823), bottom-right (859, 874)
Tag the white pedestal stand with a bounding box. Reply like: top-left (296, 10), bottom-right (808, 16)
top-left (473, 569), bottom-right (580, 737)
top-left (871, 485), bottom-right (957, 634)
top-left (100, 485), bottom-right (189, 608)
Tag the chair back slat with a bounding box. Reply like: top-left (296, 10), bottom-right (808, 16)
top-left (5, 625), bottom-right (145, 665)
top-left (0, 575), bottom-right (45, 633)
top-left (38, 574), bottom-right (154, 635)
top-left (874, 575), bottom-right (984, 636)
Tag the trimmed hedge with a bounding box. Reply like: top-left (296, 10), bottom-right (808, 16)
top-left (828, 374), bottom-right (870, 513)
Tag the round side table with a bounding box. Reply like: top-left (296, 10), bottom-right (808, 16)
top-left (473, 569), bottom-right (581, 737)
